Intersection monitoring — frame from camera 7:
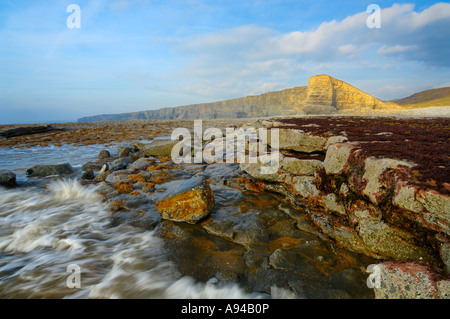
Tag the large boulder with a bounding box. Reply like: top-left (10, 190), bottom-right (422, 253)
top-left (155, 176), bottom-right (215, 224)
top-left (140, 139), bottom-right (179, 158)
top-left (269, 129), bottom-right (327, 153)
top-left (26, 163), bottom-right (74, 177)
top-left (0, 169), bottom-right (16, 187)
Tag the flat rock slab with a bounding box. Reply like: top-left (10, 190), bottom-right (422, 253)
top-left (140, 139), bottom-right (179, 158)
top-left (0, 125), bottom-right (62, 138)
top-left (26, 163), bottom-right (74, 177)
top-left (156, 176), bottom-right (215, 224)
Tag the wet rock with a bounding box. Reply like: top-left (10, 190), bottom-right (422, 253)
top-left (104, 171), bottom-right (130, 184)
top-left (109, 157), bottom-right (133, 172)
top-left (309, 210), bottom-right (367, 254)
top-left (0, 125), bottom-right (61, 138)
top-left (0, 169), bottom-right (16, 187)
top-left (128, 157), bottom-right (155, 171)
top-left (98, 150), bottom-right (111, 160)
top-left (374, 261), bottom-right (450, 299)
top-left (111, 206), bottom-right (161, 229)
top-left (357, 219), bottom-right (432, 261)
top-left (155, 176), bottom-right (215, 224)
top-left (140, 139), bottom-right (179, 158)
top-left (117, 145), bottom-right (135, 158)
top-left (82, 161), bottom-right (105, 172)
top-left (26, 163), bottom-right (74, 177)
top-left (154, 221), bottom-right (247, 284)
top-left (81, 170), bottom-right (95, 181)
top-left (95, 182), bottom-right (119, 199)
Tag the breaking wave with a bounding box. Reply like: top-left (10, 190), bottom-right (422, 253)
top-left (0, 180), bottom-right (263, 299)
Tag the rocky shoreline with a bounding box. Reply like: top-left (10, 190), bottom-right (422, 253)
top-left (0, 116), bottom-right (449, 298)
top-left (241, 117), bottom-right (450, 298)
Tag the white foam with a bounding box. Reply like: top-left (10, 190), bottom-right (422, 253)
top-left (0, 179), bottom-right (267, 299)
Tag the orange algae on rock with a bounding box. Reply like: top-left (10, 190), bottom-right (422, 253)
top-left (156, 176), bottom-right (215, 224)
top-left (114, 181), bottom-right (134, 194)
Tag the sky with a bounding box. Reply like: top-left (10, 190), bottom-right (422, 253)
top-left (0, 0), bottom-right (449, 124)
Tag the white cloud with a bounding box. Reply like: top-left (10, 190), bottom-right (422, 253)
top-left (377, 44), bottom-right (418, 55)
top-left (166, 3), bottom-right (450, 99)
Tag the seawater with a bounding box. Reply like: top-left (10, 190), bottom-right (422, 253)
top-left (0, 145), bottom-right (263, 298)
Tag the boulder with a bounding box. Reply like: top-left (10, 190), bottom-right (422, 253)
top-left (117, 145), bottom-right (135, 158)
top-left (155, 176), bottom-right (215, 224)
top-left (140, 139), bottom-right (179, 158)
top-left (0, 169), bottom-right (16, 187)
top-left (26, 163), bottom-right (74, 177)
top-left (0, 125), bottom-right (60, 138)
top-left (98, 150), bottom-right (111, 160)
top-left (80, 170), bottom-right (95, 181)
top-left (128, 157), bottom-right (155, 171)
top-left (95, 182), bottom-right (119, 200)
top-left (82, 161), bottom-right (105, 172)
top-left (108, 157), bottom-right (133, 172)
top-left (269, 129), bottom-right (327, 153)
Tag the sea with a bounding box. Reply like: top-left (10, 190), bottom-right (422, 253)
top-left (0, 144), bottom-right (264, 299)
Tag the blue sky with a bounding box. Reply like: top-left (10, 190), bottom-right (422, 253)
top-left (0, 1), bottom-right (449, 124)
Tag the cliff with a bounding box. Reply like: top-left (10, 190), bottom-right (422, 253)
top-left (78, 74), bottom-right (401, 122)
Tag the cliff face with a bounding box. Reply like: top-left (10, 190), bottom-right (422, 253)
top-left (303, 74), bottom-right (400, 114)
top-left (78, 74), bottom-right (401, 122)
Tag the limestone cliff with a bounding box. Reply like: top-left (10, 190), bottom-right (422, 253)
top-left (78, 74), bottom-right (401, 122)
top-left (303, 74), bottom-right (400, 114)
top-left (78, 86), bottom-right (308, 122)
